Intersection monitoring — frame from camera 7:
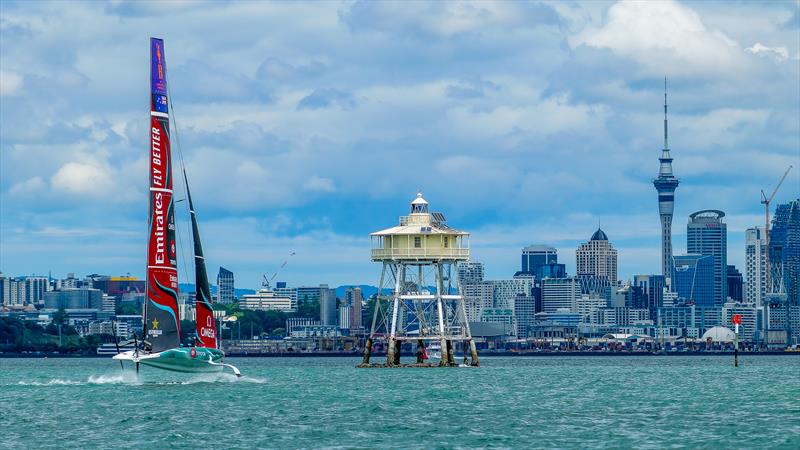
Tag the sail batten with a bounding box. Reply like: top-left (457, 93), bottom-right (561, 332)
top-left (144, 37), bottom-right (181, 353)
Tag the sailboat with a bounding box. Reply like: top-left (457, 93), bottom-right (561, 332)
top-left (113, 38), bottom-right (240, 377)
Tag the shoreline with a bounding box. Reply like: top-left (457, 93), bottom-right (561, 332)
top-left (2, 350), bottom-right (797, 358)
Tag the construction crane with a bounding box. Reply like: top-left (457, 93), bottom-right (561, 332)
top-left (262, 252), bottom-right (296, 290)
top-left (761, 165), bottom-right (792, 291)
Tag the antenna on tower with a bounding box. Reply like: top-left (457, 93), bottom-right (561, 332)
top-left (663, 76), bottom-right (668, 151)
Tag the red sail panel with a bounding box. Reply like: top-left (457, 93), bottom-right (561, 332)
top-left (144, 37), bottom-right (180, 352)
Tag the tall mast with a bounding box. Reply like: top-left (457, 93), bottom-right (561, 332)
top-left (144, 37), bottom-right (181, 352)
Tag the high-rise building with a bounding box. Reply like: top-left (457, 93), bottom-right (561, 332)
top-left (3, 277), bottom-right (26, 306)
top-left (746, 227), bottom-right (768, 306)
top-left (727, 265), bottom-right (743, 302)
top-left (216, 267), bottom-right (235, 304)
top-left (541, 277), bottom-right (580, 313)
top-left (513, 294), bottom-right (536, 338)
top-left (462, 281), bottom-right (494, 322)
top-left (770, 199), bottom-right (799, 305)
top-left (458, 261), bottom-right (484, 284)
top-left (673, 254), bottom-right (715, 308)
top-left (634, 274), bottom-right (665, 319)
top-left (653, 81), bottom-right (679, 285)
top-left (687, 210), bottom-right (727, 307)
top-left (318, 285), bottom-right (337, 326)
top-left (273, 282), bottom-right (298, 310)
top-left (521, 245), bottom-right (557, 274)
top-left (0, 273), bottom-right (6, 305)
top-left (345, 287), bottom-right (363, 330)
top-left (339, 304), bottom-right (351, 330)
top-left (24, 276), bottom-right (50, 306)
top-left (43, 288), bottom-right (103, 310)
top-left (576, 228), bottom-right (618, 283)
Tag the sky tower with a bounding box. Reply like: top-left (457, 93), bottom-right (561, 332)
top-left (653, 78), bottom-right (679, 286)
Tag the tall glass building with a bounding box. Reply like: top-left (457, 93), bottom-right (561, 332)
top-left (216, 267), bottom-right (235, 304)
top-left (770, 199), bottom-right (799, 305)
top-left (673, 254), bottom-right (715, 308)
top-left (521, 245), bottom-right (557, 274)
top-left (687, 210), bottom-right (727, 307)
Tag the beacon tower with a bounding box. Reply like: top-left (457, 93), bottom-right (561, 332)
top-left (653, 79), bottom-right (679, 286)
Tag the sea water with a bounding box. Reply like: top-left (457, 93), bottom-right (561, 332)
top-left (1, 356), bottom-right (798, 449)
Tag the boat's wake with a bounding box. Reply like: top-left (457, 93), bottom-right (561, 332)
top-left (13, 372), bottom-right (263, 387)
top-left (181, 372), bottom-right (266, 384)
top-left (16, 379), bottom-right (84, 386)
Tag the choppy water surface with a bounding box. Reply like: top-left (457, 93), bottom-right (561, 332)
top-left (1, 356), bottom-right (798, 449)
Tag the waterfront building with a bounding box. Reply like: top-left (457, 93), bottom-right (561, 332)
top-left (345, 287), bottom-right (363, 330)
top-left (319, 285), bottom-right (337, 326)
top-left (0, 273), bottom-right (5, 305)
top-left (727, 265), bottom-right (743, 302)
top-left (745, 227), bottom-right (768, 306)
top-left (490, 275), bottom-right (534, 310)
top-left (609, 284), bottom-right (647, 309)
top-left (2, 277), bottom-right (25, 306)
top-left (577, 274), bottom-right (615, 296)
top-left (673, 254), bottom-right (715, 307)
top-left (462, 281), bottom-right (494, 322)
top-left (239, 289), bottom-right (293, 312)
top-left (541, 277), bottom-right (580, 313)
top-left (657, 305), bottom-right (721, 338)
top-left (273, 282), bottom-right (298, 310)
top-left (576, 228), bottom-right (618, 283)
top-left (480, 308), bottom-right (515, 334)
top-left (286, 317), bottom-right (322, 335)
top-left (43, 288), bottom-right (102, 310)
top-left (23, 276), bottom-right (50, 306)
top-left (514, 293), bottom-right (536, 338)
top-left (687, 210), bottom-right (727, 306)
top-left (115, 315), bottom-right (143, 338)
top-left (87, 275), bottom-right (145, 297)
top-left (721, 301), bottom-right (757, 341)
top-left (339, 304), bottom-right (351, 330)
top-left (58, 273), bottom-right (81, 290)
top-left (575, 295), bottom-right (607, 324)
top-left (770, 199), bottom-right (800, 305)
top-left (653, 82), bottom-right (679, 285)
top-left (634, 274), bottom-right (665, 319)
top-left (662, 288), bottom-right (678, 308)
top-left (594, 308), bottom-right (649, 327)
top-left (458, 261), bottom-right (485, 284)
top-left (521, 245), bottom-right (557, 275)
top-left (101, 294), bottom-right (116, 313)
top-left (216, 267), bottom-right (235, 304)
top-left (533, 310), bottom-right (581, 327)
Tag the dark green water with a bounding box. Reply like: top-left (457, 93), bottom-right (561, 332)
top-left (1, 356), bottom-right (798, 449)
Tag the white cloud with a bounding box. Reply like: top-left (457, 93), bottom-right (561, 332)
top-left (8, 176), bottom-right (46, 197)
top-left (51, 162), bottom-right (113, 196)
top-left (571, 0), bottom-right (745, 76)
top-left (745, 43), bottom-right (789, 62)
top-left (303, 175), bottom-right (336, 192)
top-left (0, 70), bottom-right (23, 96)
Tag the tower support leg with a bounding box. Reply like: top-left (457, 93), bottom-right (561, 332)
top-left (435, 263), bottom-right (450, 366)
top-left (387, 264), bottom-right (403, 366)
top-left (455, 269), bottom-right (480, 367)
top-left (361, 263), bottom-right (387, 366)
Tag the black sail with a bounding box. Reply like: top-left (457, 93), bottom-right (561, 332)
top-left (185, 173), bottom-right (218, 349)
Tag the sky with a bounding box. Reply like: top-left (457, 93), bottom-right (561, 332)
top-left (1, 0), bottom-right (799, 289)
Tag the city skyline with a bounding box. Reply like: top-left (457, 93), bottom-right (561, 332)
top-left (1, 1), bottom-right (799, 287)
